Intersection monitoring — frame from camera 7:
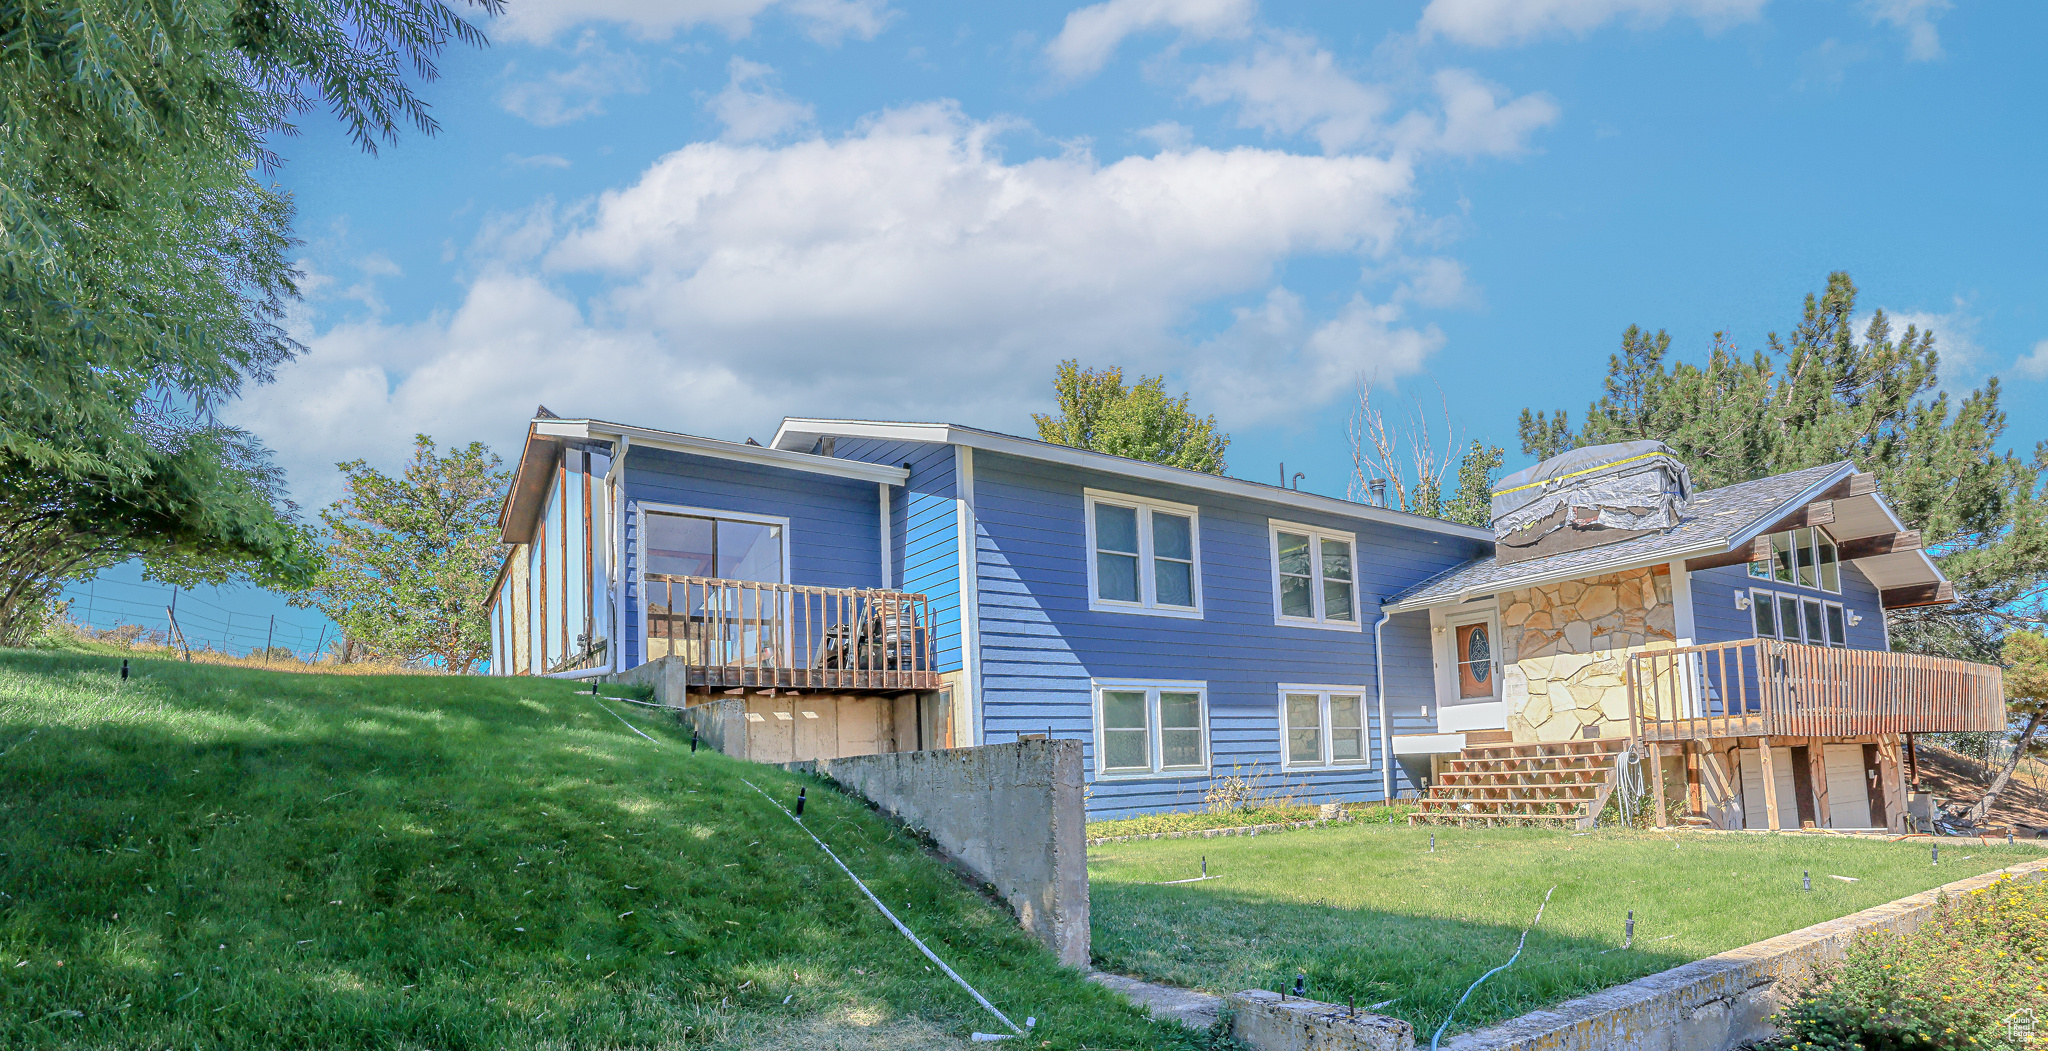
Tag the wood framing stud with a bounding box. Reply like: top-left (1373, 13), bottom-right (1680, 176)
top-left (1758, 737), bottom-right (1782, 832)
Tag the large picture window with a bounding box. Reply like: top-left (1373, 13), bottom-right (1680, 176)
top-left (1270, 522), bottom-right (1358, 630)
top-left (1085, 491), bottom-right (1202, 618)
top-left (1280, 687), bottom-right (1370, 769)
top-left (1093, 680), bottom-right (1209, 778)
top-left (640, 506), bottom-right (790, 662)
top-left (1749, 526), bottom-right (1841, 594)
top-left (1750, 588), bottom-right (1848, 648)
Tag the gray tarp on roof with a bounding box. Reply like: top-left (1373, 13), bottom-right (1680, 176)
top-left (1490, 440), bottom-right (1694, 541)
top-left (1389, 461), bottom-right (1852, 610)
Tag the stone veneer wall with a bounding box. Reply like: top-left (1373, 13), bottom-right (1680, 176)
top-left (1499, 566), bottom-right (1677, 743)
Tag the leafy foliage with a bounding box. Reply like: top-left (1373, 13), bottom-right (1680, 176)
top-left (1034, 359), bottom-right (1230, 474)
top-left (0, 0), bottom-right (496, 646)
top-left (1762, 873), bottom-right (2048, 1050)
top-left (294, 436), bottom-right (508, 673)
top-left (0, 429), bottom-right (318, 644)
top-left (1519, 272), bottom-right (2047, 659)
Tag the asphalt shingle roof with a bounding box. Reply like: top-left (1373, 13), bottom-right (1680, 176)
top-left (1386, 461), bottom-right (1852, 610)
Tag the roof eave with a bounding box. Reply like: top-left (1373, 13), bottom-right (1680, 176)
top-left (771, 417), bottom-right (1496, 543)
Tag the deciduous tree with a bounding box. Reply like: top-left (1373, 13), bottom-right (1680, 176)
top-left (1034, 360), bottom-right (1230, 474)
top-left (0, 0), bottom-right (495, 643)
top-left (294, 436), bottom-right (508, 672)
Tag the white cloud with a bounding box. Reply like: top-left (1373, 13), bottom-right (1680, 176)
top-left (1417, 0), bottom-right (1768, 48)
top-left (1182, 289), bottom-right (1443, 425)
top-left (1187, 38), bottom-right (1556, 158)
top-left (1045, 0), bottom-right (1257, 79)
top-left (1188, 34), bottom-right (1389, 153)
top-left (239, 102), bottom-right (1441, 497)
top-left (1414, 68), bottom-right (1561, 157)
top-left (707, 58), bottom-right (816, 142)
top-left (507, 153), bottom-right (574, 169)
top-left (2016, 340), bottom-right (2048, 383)
top-left (496, 0), bottom-right (891, 46)
top-left (497, 35), bottom-right (648, 127)
top-left (1862, 0), bottom-right (1951, 61)
top-left (1137, 120), bottom-right (1195, 150)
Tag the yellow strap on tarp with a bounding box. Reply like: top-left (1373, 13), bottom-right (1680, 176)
top-left (1491, 451), bottom-right (1672, 499)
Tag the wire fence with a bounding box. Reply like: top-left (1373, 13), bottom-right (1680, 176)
top-left (57, 576), bottom-right (336, 662)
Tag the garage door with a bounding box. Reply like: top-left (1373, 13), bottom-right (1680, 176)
top-left (1822, 744), bottom-right (1873, 828)
top-left (1740, 747), bottom-right (1799, 829)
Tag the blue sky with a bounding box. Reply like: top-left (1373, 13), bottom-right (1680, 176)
top-left (72, 0), bottom-right (2048, 652)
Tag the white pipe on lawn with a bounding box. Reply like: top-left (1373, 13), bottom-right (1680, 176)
top-left (1375, 607), bottom-right (1395, 803)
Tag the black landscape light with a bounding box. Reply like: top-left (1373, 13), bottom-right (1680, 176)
top-left (795, 787), bottom-right (806, 817)
top-left (1802, 870), bottom-right (1811, 892)
top-left (1624, 909), bottom-right (1634, 949)
top-left (691, 728), bottom-right (700, 753)
top-left (1933, 844), bottom-right (1939, 865)
top-left (1293, 973), bottom-right (1306, 999)
top-left (1201, 856), bottom-right (1207, 878)
top-left (120, 659), bottom-right (129, 681)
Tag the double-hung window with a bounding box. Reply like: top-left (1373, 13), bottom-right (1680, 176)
top-left (1093, 680), bottom-right (1209, 778)
top-left (1271, 522), bottom-right (1358, 630)
top-left (1280, 687), bottom-right (1370, 769)
top-left (1750, 588), bottom-right (1848, 648)
top-left (1085, 490), bottom-right (1201, 618)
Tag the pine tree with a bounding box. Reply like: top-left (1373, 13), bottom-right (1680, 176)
top-left (1519, 272), bottom-right (2047, 660)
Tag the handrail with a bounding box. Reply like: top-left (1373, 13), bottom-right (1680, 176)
top-left (1626, 638), bottom-right (2004, 742)
top-left (642, 575), bottom-right (938, 692)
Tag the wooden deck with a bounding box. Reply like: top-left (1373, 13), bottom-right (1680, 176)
top-left (644, 575), bottom-right (941, 693)
top-left (1627, 638), bottom-right (2004, 742)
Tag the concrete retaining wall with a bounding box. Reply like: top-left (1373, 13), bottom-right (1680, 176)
top-left (1228, 990), bottom-right (1414, 1051)
top-left (1440, 857), bottom-right (2048, 1051)
top-left (793, 739), bottom-right (1090, 967)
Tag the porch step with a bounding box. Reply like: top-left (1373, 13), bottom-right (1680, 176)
top-left (1410, 737), bottom-right (1630, 830)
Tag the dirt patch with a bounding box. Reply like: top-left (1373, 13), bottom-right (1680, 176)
top-left (1912, 742), bottom-right (2048, 833)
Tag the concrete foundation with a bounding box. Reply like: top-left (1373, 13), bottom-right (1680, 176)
top-left (794, 739), bottom-right (1091, 968)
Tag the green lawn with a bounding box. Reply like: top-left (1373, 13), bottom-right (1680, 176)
top-left (0, 647), bottom-right (1206, 1050)
top-left (1090, 820), bottom-right (2042, 1039)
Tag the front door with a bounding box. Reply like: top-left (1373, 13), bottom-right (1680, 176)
top-left (1439, 610), bottom-right (1503, 732)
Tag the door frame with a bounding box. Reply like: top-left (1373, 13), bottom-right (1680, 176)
top-left (1431, 602), bottom-right (1503, 731)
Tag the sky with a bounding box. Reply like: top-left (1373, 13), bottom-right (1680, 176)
top-left (67, 0), bottom-right (2048, 655)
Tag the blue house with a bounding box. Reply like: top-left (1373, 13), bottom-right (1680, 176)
top-left (487, 413), bottom-right (2003, 827)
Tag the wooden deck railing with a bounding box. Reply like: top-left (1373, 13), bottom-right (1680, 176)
top-left (1627, 638), bottom-right (2004, 742)
top-left (643, 575), bottom-right (939, 692)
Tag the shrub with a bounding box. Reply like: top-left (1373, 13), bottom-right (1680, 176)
top-left (1761, 873), bottom-right (2048, 1050)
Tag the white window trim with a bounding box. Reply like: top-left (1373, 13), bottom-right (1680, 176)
top-left (1083, 488), bottom-right (1204, 620)
top-left (1268, 520), bottom-right (1362, 632)
top-left (1276, 684), bottom-right (1375, 770)
top-left (1747, 525), bottom-right (1844, 595)
top-left (1090, 678), bottom-right (1211, 780)
top-left (1434, 606), bottom-right (1503, 707)
top-left (1749, 587), bottom-right (1851, 648)
top-left (635, 502), bottom-right (795, 664)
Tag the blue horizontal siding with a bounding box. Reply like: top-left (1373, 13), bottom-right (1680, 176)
top-left (832, 437), bottom-right (963, 674)
top-left (1691, 559), bottom-right (1888, 651)
top-left (969, 451), bottom-right (1484, 818)
top-left (620, 446), bottom-right (882, 668)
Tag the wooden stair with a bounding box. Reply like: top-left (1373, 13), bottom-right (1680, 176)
top-left (1410, 737), bottom-right (1630, 829)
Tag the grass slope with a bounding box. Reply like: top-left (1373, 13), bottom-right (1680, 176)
top-left (1091, 821), bottom-right (2041, 1038)
top-left (0, 650), bottom-right (1199, 1050)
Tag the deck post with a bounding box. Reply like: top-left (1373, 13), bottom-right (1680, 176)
top-left (1647, 741), bottom-right (1666, 827)
top-left (1685, 743), bottom-right (1702, 817)
top-left (1758, 736), bottom-right (1782, 832)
